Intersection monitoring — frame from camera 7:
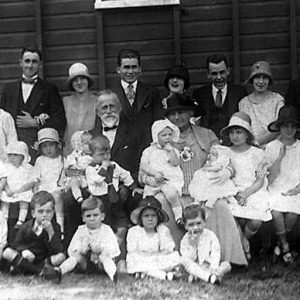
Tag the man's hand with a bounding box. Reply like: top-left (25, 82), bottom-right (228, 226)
top-left (16, 111), bottom-right (37, 128)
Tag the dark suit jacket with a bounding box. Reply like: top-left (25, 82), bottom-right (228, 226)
top-left (285, 78), bottom-right (300, 110)
top-left (11, 219), bottom-right (64, 263)
top-left (0, 78), bottom-right (66, 161)
top-left (193, 83), bottom-right (247, 138)
top-left (89, 116), bottom-right (142, 181)
top-left (110, 80), bottom-right (164, 152)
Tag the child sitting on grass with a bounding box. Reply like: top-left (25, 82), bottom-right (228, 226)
top-left (44, 196), bottom-right (120, 283)
top-left (139, 119), bottom-right (184, 226)
top-left (2, 191), bottom-right (65, 276)
top-left (126, 196), bottom-right (181, 280)
top-left (180, 203), bottom-right (231, 284)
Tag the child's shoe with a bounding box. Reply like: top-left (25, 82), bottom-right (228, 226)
top-left (40, 265), bottom-right (62, 283)
top-left (209, 274), bottom-right (220, 285)
top-left (166, 272), bottom-right (174, 281)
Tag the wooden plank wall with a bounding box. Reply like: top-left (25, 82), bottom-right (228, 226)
top-left (0, 0), bottom-right (299, 97)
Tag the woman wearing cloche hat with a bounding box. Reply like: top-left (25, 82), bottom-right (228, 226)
top-left (265, 105), bottom-right (300, 262)
top-left (126, 196), bottom-right (181, 280)
top-left (63, 62), bottom-right (97, 155)
top-left (239, 60), bottom-right (285, 146)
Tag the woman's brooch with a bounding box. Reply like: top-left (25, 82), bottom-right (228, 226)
top-left (179, 147), bottom-right (194, 162)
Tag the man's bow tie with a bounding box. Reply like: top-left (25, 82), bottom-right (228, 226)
top-left (103, 125), bottom-right (118, 132)
top-left (22, 77), bottom-right (37, 84)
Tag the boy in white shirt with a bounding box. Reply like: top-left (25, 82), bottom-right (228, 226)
top-left (180, 203), bottom-right (231, 284)
top-left (43, 196), bottom-right (120, 283)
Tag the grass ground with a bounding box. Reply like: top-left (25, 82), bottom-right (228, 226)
top-left (1, 256), bottom-right (300, 300)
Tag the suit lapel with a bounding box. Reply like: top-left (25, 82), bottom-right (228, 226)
top-left (135, 81), bottom-right (148, 114)
top-left (111, 124), bottom-right (127, 158)
top-left (10, 81), bottom-right (22, 117)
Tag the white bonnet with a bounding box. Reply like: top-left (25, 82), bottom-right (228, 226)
top-left (151, 118), bottom-right (180, 145)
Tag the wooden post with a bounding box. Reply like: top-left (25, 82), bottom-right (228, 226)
top-left (34, 0), bottom-right (44, 78)
top-left (232, 0), bottom-right (240, 84)
top-left (289, 0), bottom-right (297, 79)
top-left (173, 5), bottom-right (181, 65)
top-left (96, 11), bottom-right (106, 89)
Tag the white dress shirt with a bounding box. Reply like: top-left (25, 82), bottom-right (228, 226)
top-left (21, 75), bottom-right (38, 103)
top-left (212, 84), bottom-right (228, 106)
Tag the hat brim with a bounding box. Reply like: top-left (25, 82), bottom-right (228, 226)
top-left (247, 72), bottom-right (273, 85)
top-left (220, 125), bottom-right (255, 143)
top-left (66, 74), bottom-right (94, 91)
top-left (38, 138), bottom-right (60, 146)
top-left (268, 118), bottom-right (300, 132)
top-left (130, 204), bottom-right (169, 225)
top-left (165, 105), bottom-right (206, 117)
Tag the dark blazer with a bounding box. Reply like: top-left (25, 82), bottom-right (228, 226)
top-left (11, 219), bottom-right (64, 263)
top-left (89, 116), bottom-right (142, 181)
top-left (285, 78), bottom-right (300, 110)
top-left (110, 80), bottom-right (164, 152)
top-left (193, 83), bottom-right (247, 138)
top-left (0, 78), bottom-right (66, 161)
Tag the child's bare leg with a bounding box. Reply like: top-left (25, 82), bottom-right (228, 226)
top-left (161, 185), bottom-right (182, 222)
top-left (70, 178), bottom-right (83, 202)
top-left (1, 202), bottom-right (9, 220)
top-left (49, 253), bottom-right (66, 266)
top-left (53, 191), bottom-right (64, 234)
top-left (17, 201), bottom-right (29, 225)
top-left (145, 269), bottom-right (167, 280)
top-left (181, 256), bottom-right (211, 282)
top-left (99, 254), bottom-right (117, 281)
top-left (59, 254), bottom-right (84, 275)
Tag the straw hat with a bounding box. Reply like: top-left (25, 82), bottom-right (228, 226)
top-left (164, 65), bottom-right (190, 90)
top-left (6, 141), bottom-right (31, 163)
top-left (66, 63), bottom-right (94, 91)
top-left (164, 93), bottom-right (206, 117)
top-left (268, 105), bottom-right (300, 132)
top-left (130, 196), bottom-right (169, 225)
top-left (220, 111), bottom-right (255, 142)
top-left (247, 61), bottom-right (273, 85)
top-left (37, 128), bottom-right (60, 146)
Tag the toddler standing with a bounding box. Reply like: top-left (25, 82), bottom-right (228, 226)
top-left (44, 196), bottom-right (120, 283)
top-left (33, 128), bottom-right (65, 234)
top-left (126, 196), bottom-right (181, 280)
top-left (139, 119), bottom-right (184, 225)
top-left (63, 130), bottom-right (93, 203)
top-left (265, 105), bottom-right (300, 262)
top-left (189, 144), bottom-right (238, 208)
top-left (0, 141), bottom-right (36, 228)
top-left (180, 203), bottom-right (231, 284)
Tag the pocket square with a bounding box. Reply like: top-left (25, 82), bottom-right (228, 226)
top-left (123, 145), bottom-right (128, 150)
top-left (143, 103), bottom-right (150, 109)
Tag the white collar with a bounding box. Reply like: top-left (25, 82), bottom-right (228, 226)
top-left (212, 83), bottom-right (227, 94)
top-left (121, 80), bottom-right (138, 91)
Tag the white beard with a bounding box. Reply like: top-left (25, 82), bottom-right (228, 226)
top-left (102, 115), bottom-right (118, 127)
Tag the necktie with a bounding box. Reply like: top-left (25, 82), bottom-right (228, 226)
top-left (126, 84), bottom-right (135, 105)
top-left (103, 125), bottom-right (118, 132)
top-left (215, 89), bottom-right (223, 108)
top-left (97, 165), bottom-right (119, 203)
top-left (22, 77), bottom-right (37, 84)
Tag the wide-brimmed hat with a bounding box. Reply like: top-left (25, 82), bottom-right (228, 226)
top-left (164, 93), bottom-right (206, 117)
top-left (66, 63), bottom-right (94, 91)
top-left (247, 61), bottom-right (273, 85)
top-left (220, 111), bottom-right (255, 142)
top-left (130, 196), bottom-right (169, 225)
top-left (37, 128), bottom-right (60, 145)
top-left (164, 65), bottom-right (190, 90)
top-left (6, 141), bottom-right (31, 163)
top-left (268, 105), bottom-right (300, 132)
